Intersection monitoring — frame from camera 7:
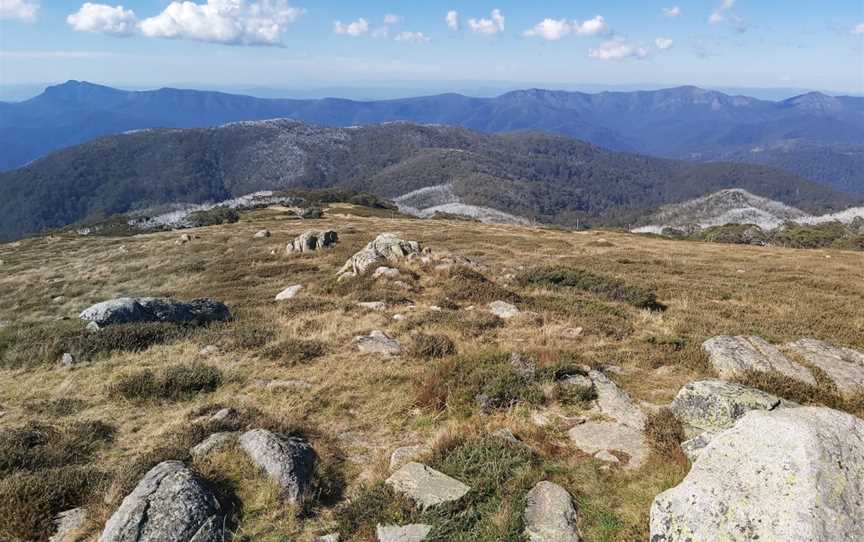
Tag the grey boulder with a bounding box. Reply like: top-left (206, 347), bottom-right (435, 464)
top-left (337, 233), bottom-right (421, 277)
top-left (80, 297), bottom-right (231, 328)
top-left (568, 421), bottom-right (648, 469)
top-left (523, 481), bottom-right (581, 542)
top-left (190, 432), bottom-right (238, 460)
top-left (650, 407), bottom-right (864, 541)
top-left (786, 338), bottom-right (864, 396)
top-left (702, 335), bottom-right (815, 385)
top-left (589, 371), bottom-right (646, 429)
top-left (354, 330), bottom-right (402, 356)
top-left (386, 462), bottom-right (470, 509)
top-left (670, 379), bottom-right (787, 436)
top-left (488, 300), bottom-right (520, 319)
top-left (238, 429), bottom-right (316, 505)
top-left (286, 230), bottom-right (338, 254)
top-left (98, 461), bottom-right (225, 542)
top-left (376, 524), bottom-right (432, 542)
top-left (51, 507), bottom-right (88, 542)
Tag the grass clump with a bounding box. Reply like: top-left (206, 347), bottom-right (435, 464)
top-left (644, 408), bottom-right (686, 464)
top-left (0, 421), bottom-right (115, 476)
top-left (441, 267), bottom-right (521, 304)
top-left (0, 466), bottom-right (108, 542)
top-left (409, 333), bottom-right (457, 360)
top-left (517, 265), bottom-right (664, 310)
top-left (109, 362), bottom-right (222, 401)
top-left (732, 369), bottom-right (864, 418)
top-left (417, 351), bottom-right (544, 416)
top-left (25, 397), bottom-right (88, 417)
top-left (335, 483), bottom-right (420, 539)
top-left (262, 338), bottom-right (327, 365)
top-left (398, 310), bottom-right (503, 339)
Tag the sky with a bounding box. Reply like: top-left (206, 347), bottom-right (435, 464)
top-left (1, 0), bottom-right (863, 96)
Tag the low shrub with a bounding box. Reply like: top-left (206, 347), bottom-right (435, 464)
top-left (644, 408), bottom-right (686, 464)
top-left (517, 265), bottom-right (664, 310)
top-left (25, 398), bottom-right (87, 417)
top-left (0, 421), bottom-right (115, 476)
top-left (109, 362), bottom-right (222, 401)
top-left (441, 267), bottom-right (521, 304)
top-left (409, 334), bottom-right (457, 360)
top-left (335, 483), bottom-right (419, 539)
top-left (188, 206), bottom-right (240, 227)
top-left (397, 310), bottom-right (504, 338)
top-left (262, 338), bottom-right (326, 365)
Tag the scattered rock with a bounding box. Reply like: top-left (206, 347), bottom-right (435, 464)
top-left (376, 524), bottom-right (432, 542)
top-left (786, 338), bottom-right (864, 396)
top-left (593, 450), bottom-right (620, 464)
top-left (650, 407), bottom-right (864, 541)
top-left (286, 230), bottom-right (338, 254)
top-left (492, 428), bottom-right (524, 447)
top-left (488, 300), bottom-right (520, 319)
top-left (51, 507), bottom-right (87, 542)
top-left (209, 407), bottom-right (235, 422)
top-left (80, 297), bottom-right (231, 328)
top-left (175, 233), bottom-right (197, 245)
top-left (386, 462), bottom-right (471, 509)
top-left (568, 421), bottom-right (648, 469)
top-left (254, 229), bottom-right (271, 238)
top-left (354, 330), bottom-right (401, 356)
top-left (702, 335), bottom-right (816, 385)
top-left (670, 379), bottom-right (786, 436)
top-left (510, 352), bottom-right (537, 380)
top-left (191, 432), bottom-right (237, 460)
top-left (560, 327), bottom-right (583, 340)
top-left (238, 429), bottom-right (316, 504)
top-left (198, 345), bottom-right (220, 357)
top-left (392, 314), bottom-right (407, 321)
top-left (253, 379), bottom-right (312, 391)
top-left (338, 233), bottom-right (422, 278)
top-left (588, 371), bottom-right (646, 429)
top-left (318, 534), bottom-right (340, 542)
top-left (680, 432), bottom-right (714, 462)
top-left (275, 284), bottom-right (303, 301)
top-left (0, 320), bottom-right (9, 330)
top-left (523, 481), bottom-right (581, 542)
top-left (389, 445), bottom-right (430, 471)
top-left (373, 267), bottom-right (401, 280)
top-left (58, 352), bottom-right (76, 369)
top-left (357, 301), bottom-right (387, 311)
top-left (98, 461), bottom-right (226, 542)
top-left (559, 374), bottom-right (593, 393)
top-left (52, 295), bottom-right (66, 303)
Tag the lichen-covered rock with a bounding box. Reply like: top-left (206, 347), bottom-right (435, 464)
top-left (386, 462), bottom-right (471, 509)
top-left (488, 300), bottom-right (520, 319)
top-left (238, 429), bottom-right (316, 504)
top-left (786, 338), bottom-right (864, 396)
top-left (650, 407), bottom-right (864, 541)
top-left (98, 461), bottom-right (225, 542)
top-left (286, 230), bottom-right (338, 254)
top-left (80, 297), bottom-right (231, 328)
top-left (568, 421), bottom-right (648, 469)
top-left (523, 481), bottom-right (581, 542)
top-left (376, 524), bottom-right (432, 542)
top-left (702, 335), bottom-right (815, 385)
top-left (670, 379), bottom-right (785, 436)
top-left (680, 432), bottom-right (714, 462)
top-left (373, 267), bottom-right (401, 280)
top-left (588, 371), bottom-right (646, 429)
top-left (389, 445), bottom-right (430, 471)
top-left (190, 432), bottom-right (237, 460)
top-left (275, 284), bottom-right (303, 301)
top-left (354, 330), bottom-right (402, 356)
top-left (337, 233), bottom-right (421, 277)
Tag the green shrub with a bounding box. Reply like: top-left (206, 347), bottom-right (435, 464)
top-left (335, 483), bottom-right (419, 539)
top-left (110, 362), bottom-right (222, 401)
top-left (188, 206), bottom-right (240, 227)
top-left (0, 421), bottom-right (115, 476)
top-left (409, 334), bottom-right (457, 360)
top-left (644, 408), bottom-right (686, 464)
top-left (517, 265), bottom-right (663, 310)
top-left (441, 267), bottom-right (521, 304)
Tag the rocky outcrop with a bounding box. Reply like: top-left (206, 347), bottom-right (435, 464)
top-left (190, 432), bottom-right (238, 460)
top-left (354, 330), bottom-right (402, 356)
top-left (98, 461), bottom-right (226, 542)
top-left (670, 379), bottom-right (786, 436)
top-left (286, 230), bottom-right (338, 254)
top-left (385, 462), bottom-right (471, 509)
top-left (238, 429), bottom-right (316, 505)
top-left (568, 421), bottom-right (648, 469)
top-left (488, 301), bottom-right (520, 319)
top-left (589, 371), bottom-right (646, 429)
top-left (786, 339), bottom-right (864, 396)
top-left (337, 233), bottom-right (421, 278)
top-left (650, 407), bottom-right (864, 541)
top-left (523, 481), bottom-right (581, 542)
top-left (376, 524), bottom-right (432, 542)
top-left (51, 508), bottom-right (87, 542)
top-left (702, 335), bottom-right (816, 385)
top-left (80, 297), bottom-right (231, 328)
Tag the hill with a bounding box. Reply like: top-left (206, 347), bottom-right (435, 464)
top-left (1, 206), bottom-right (863, 541)
top-left (2, 82), bottom-right (862, 193)
top-left (0, 120), bottom-right (855, 241)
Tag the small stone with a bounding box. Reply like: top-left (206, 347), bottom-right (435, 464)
top-left (354, 330), bottom-right (401, 356)
top-left (386, 462), bottom-right (471, 509)
top-left (373, 267), bottom-right (401, 280)
top-left (238, 430), bottom-right (316, 504)
top-left (375, 524), bottom-right (432, 542)
top-left (358, 301), bottom-right (387, 311)
top-left (275, 285), bottom-right (303, 301)
top-left (489, 300), bottom-right (520, 319)
top-left (594, 450), bottom-right (620, 464)
top-left (209, 408), bottom-right (235, 422)
top-left (254, 229), bottom-right (271, 238)
top-left (58, 352), bottom-right (76, 369)
top-left (175, 233), bottom-right (194, 245)
top-left (390, 445), bottom-right (430, 471)
top-left (392, 314), bottom-right (407, 321)
top-left (52, 295), bottom-right (66, 303)
top-left (523, 481), bottom-right (581, 542)
top-left (51, 507), bottom-right (87, 542)
top-left (318, 534), bottom-right (340, 542)
top-left (190, 432), bottom-right (237, 460)
top-left (560, 327), bottom-right (583, 340)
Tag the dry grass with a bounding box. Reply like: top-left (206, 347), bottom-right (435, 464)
top-left (1, 206), bottom-right (863, 540)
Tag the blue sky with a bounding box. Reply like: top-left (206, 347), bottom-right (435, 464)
top-left (1, 1), bottom-right (862, 94)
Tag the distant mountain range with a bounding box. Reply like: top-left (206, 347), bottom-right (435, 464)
top-left (2, 81), bottom-right (862, 194)
top-left (0, 120), bottom-right (855, 241)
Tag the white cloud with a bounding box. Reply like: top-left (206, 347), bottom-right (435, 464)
top-left (334, 17), bottom-right (369, 37)
top-left (468, 9), bottom-right (504, 36)
top-left (0, 0), bottom-right (39, 22)
top-left (524, 15), bottom-right (607, 41)
top-left (662, 6), bottom-right (681, 18)
top-left (589, 38), bottom-right (649, 61)
top-left (445, 10), bottom-right (459, 31)
top-left (67, 3), bottom-right (137, 36)
top-left (137, 0), bottom-right (304, 46)
top-left (655, 37), bottom-right (674, 50)
top-left (853, 23), bottom-right (864, 35)
top-left (394, 31), bottom-right (429, 44)
top-left (383, 13), bottom-right (401, 25)
top-left (709, 0), bottom-right (735, 24)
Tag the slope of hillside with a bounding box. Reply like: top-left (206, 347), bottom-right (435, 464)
top-left (0, 120), bottom-right (855, 241)
top-left (2, 81), bottom-right (862, 193)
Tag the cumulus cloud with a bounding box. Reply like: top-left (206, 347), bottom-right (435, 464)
top-left (655, 37), bottom-right (674, 50)
top-left (589, 37), bottom-right (649, 61)
top-left (0, 0), bottom-right (39, 22)
top-left (524, 16), bottom-right (607, 41)
top-left (662, 6), bottom-right (681, 18)
top-left (67, 3), bottom-right (137, 36)
top-left (334, 17), bottom-right (369, 37)
top-left (394, 31), bottom-right (429, 44)
top-left (853, 23), bottom-right (864, 35)
top-left (445, 10), bottom-right (459, 30)
top-left (468, 9), bottom-right (504, 36)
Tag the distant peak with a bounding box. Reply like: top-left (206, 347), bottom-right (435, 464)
top-left (40, 80), bottom-right (126, 102)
